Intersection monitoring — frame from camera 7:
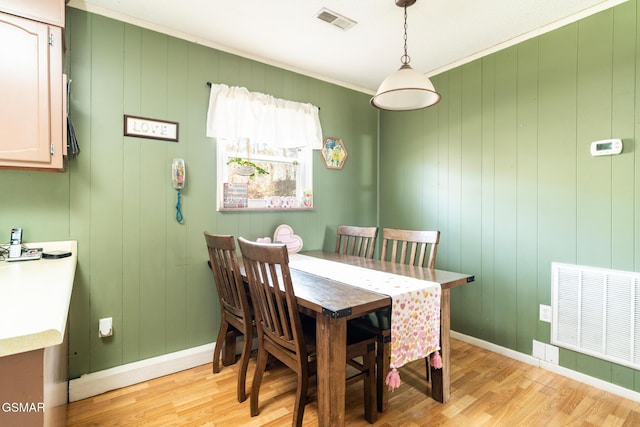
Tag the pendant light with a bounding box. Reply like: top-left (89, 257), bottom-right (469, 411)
top-left (371, 0), bottom-right (441, 111)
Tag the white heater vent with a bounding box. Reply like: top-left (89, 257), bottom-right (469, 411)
top-left (552, 262), bottom-right (639, 369)
top-left (316, 8), bottom-right (357, 31)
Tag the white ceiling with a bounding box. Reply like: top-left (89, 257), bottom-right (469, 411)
top-left (67, 0), bottom-right (627, 94)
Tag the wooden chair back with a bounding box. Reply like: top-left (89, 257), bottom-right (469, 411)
top-left (335, 225), bottom-right (378, 259)
top-left (204, 232), bottom-right (254, 402)
top-left (380, 228), bottom-right (440, 268)
top-left (204, 233), bottom-right (250, 322)
top-left (237, 238), bottom-right (308, 369)
top-left (369, 227), bottom-right (440, 411)
top-left (239, 237), bottom-right (377, 425)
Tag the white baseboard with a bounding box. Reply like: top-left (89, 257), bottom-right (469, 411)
top-left (451, 331), bottom-right (640, 403)
top-left (70, 333), bottom-right (640, 405)
top-left (68, 343), bottom-right (214, 402)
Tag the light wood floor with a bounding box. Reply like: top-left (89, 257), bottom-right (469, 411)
top-left (66, 339), bottom-right (640, 426)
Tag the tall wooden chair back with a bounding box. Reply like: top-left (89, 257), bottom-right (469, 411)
top-left (335, 225), bottom-right (378, 259)
top-left (238, 238), bottom-right (307, 370)
top-left (368, 227), bottom-right (441, 412)
top-left (380, 228), bottom-right (440, 268)
top-left (238, 237), bottom-right (377, 426)
top-left (204, 232), bottom-right (253, 402)
top-left (238, 238), bottom-right (310, 425)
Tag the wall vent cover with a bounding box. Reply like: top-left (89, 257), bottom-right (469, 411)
top-left (552, 262), bottom-right (640, 370)
top-left (316, 8), bottom-right (357, 30)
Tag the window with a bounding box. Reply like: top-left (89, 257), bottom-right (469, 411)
top-left (207, 83), bottom-right (321, 211)
top-left (217, 138), bottom-right (313, 210)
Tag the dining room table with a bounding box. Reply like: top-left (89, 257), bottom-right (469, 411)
top-left (285, 250), bottom-right (475, 427)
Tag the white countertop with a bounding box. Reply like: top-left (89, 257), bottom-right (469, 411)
top-left (0, 241), bottom-right (77, 357)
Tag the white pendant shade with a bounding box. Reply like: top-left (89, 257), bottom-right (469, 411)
top-left (371, 64), bottom-right (441, 111)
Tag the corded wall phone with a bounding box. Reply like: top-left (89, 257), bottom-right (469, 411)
top-left (172, 158), bottom-right (185, 223)
top-left (172, 158), bottom-right (185, 190)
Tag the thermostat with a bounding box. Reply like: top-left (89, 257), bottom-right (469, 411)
top-left (590, 139), bottom-right (622, 156)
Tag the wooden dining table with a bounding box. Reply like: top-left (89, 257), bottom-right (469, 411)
top-left (287, 250), bottom-right (475, 427)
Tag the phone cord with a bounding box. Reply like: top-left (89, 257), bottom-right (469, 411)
top-left (176, 190), bottom-right (184, 224)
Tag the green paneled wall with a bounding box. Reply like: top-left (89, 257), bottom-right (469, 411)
top-left (3, 1), bottom-right (640, 396)
top-left (0, 8), bottom-right (377, 378)
top-left (380, 0), bottom-right (640, 392)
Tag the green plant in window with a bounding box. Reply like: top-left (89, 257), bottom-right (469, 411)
top-left (226, 157), bottom-right (269, 178)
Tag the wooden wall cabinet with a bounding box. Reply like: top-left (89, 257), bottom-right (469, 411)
top-left (0, 3), bottom-right (66, 171)
top-left (0, 0), bottom-right (65, 27)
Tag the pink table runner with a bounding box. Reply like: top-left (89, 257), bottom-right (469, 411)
top-left (288, 254), bottom-right (441, 388)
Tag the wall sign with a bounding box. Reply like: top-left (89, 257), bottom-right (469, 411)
top-left (124, 115), bottom-right (179, 142)
top-left (320, 137), bottom-right (347, 169)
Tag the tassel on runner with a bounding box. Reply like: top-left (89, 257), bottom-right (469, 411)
top-left (430, 350), bottom-right (443, 369)
top-left (385, 367), bottom-right (401, 390)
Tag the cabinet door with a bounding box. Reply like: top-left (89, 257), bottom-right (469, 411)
top-left (0, 12), bottom-right (63, 170)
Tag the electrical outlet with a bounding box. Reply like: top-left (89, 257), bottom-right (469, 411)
top-left (99, 317), bottom-right (113, 337)
top-left (539, 304), bottom-right (552, 323)
top-left (545, 344), bottom-right (559, 364)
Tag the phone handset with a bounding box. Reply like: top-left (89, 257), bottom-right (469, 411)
top-left (172, 159), bottom-right (185, 223)
top-left (9, 228), bottom-right (22, 258)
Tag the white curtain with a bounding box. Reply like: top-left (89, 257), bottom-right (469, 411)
top-left (206, 83), bottom-right (323, 149)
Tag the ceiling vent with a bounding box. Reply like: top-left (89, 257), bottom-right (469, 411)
top-left (316, 8), bottom-right (357, 31)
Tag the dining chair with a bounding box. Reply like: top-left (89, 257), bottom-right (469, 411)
top-left (238, 237), bottom-right (377, 426)
top-left (380, 228), bottom-right (440, 268)
top-left (355, 227), bottom-right (440, 411)
top-left (204, 232), bottom-right (254, 403)
top-left (335, 225), bottom-right (378, 259)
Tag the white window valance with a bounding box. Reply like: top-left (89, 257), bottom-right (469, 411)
top-left (206, 83), bottom-right (323, 149)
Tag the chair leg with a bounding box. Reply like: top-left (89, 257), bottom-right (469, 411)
top-left (212, 318), bottom-right (229, 374)
top-left (425, 356), bottom-right (431, 383)
top-left (364, 343), bottom-right (377, 423)
top-left (292, 367), bottom-right (309, 427)
top-left (223, 329), bottom-right (238, 366)
top-left (376, 339), bottom-right (390, 413)
top-left (236, 328), bottom-right (253, 402)
top-left (250, 348), bottom-right (269, 417)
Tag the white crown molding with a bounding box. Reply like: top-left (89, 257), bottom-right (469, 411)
top-left (65, 0), bottom-right (374, 95)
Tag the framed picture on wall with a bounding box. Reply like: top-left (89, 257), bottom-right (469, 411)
top-left (124, 115), bottom-right (179, 142)
top-left (320, 137), bottom-right (347, 169)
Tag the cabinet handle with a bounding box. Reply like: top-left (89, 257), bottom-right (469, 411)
top-left (49, 33), bottom-right (54, 47)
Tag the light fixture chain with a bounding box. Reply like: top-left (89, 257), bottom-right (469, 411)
top-left (401, 6), bottom-right (410, 65)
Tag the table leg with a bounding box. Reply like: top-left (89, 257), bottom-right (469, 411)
top-left (430, 288), bottom-right (450, 403)
top-left (316, 314), bottom-right (347, 427)
top-left (377, 338), bottom-right (390, 412)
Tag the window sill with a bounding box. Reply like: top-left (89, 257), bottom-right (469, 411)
top-left (218, 207), bottom-right (314, 213)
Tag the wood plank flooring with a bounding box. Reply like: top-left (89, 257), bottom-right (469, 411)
top-left (66, 339), bottom-right (640, 426)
